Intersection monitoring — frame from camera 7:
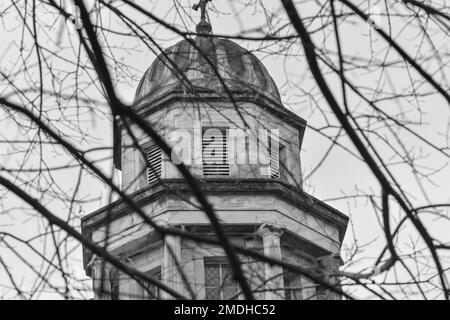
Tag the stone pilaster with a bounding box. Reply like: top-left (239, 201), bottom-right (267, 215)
top-left (317, 253), bottom-right (342, 300)
top-left (90, 258), bottom-right (103, 300)
top-left (257, 223), bottom-right (285, 300)
top-left (109, 266), bottom-right (120, 300)
top-left (243, 236), bottom-right (265, 300)
top-left (91, 260), bottom-right (114, 300)
top-left (161, 225), bottom-right (184, 300)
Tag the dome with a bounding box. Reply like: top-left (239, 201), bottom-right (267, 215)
top-left (134, 36), bottom-right (281, 107)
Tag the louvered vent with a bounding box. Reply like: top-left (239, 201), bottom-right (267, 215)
top-left (202, 128), bottom-right (230, 176)
top-left (146, 145), bottom-right (162, 184)
top-left (269, 147), bottom-right (280, 178)
top-left (268, 138), bottom-right (281, 179)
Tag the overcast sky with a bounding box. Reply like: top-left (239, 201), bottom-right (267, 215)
top-left (0, 0), bottom-right (449, 299)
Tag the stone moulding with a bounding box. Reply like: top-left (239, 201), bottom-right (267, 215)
top-left (81, 179), bottom-right (349, 276)
top-left (81, 179), bottom-right (348, 237)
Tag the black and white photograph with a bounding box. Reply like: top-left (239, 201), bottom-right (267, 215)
top-left (0, 0), bottom-right (449, 308)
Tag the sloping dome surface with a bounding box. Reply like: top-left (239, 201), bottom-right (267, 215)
top-left (134, 37), bottom-right (281, 106)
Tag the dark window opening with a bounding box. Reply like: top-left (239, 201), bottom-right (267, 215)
top-left (283, 272), bottom-right (302, 300)
top-left (204, 261), bottom-right (238, 300)
top-left (138, 267), bottom-right (162, 300)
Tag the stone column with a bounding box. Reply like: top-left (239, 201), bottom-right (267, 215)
top-left (91, 260), bottom-right (114, 300)
top-left (161, 225), bottom-right (183, 300)
top-left (257, 223), bottom-right (285, 300)
top-left (317, 253), bottom-right (342, 300)
top-left (90, 258), bottom-right (103, 300)
top-left (109, 266), bottom-right (120, 300)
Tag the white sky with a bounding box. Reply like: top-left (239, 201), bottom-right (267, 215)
top-left (0, 0), bottom-right (449, 299)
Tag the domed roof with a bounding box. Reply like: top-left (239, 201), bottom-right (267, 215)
top-left (134, 36), bottom-right (281, 107)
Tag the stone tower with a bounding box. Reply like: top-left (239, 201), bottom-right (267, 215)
top-left (81, 11), bottom-right (348, 300)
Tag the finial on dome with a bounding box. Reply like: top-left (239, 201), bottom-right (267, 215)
top-left (192, 0), bottom-right (212, 34)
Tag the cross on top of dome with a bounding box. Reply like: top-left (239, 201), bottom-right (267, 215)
top-left (192, 0), bottom-right (212, 34)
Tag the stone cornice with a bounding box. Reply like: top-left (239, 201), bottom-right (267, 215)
top-left (127, 90), bottom-right (307, 131)
top-left (81, 179), bottom-right (349, 242)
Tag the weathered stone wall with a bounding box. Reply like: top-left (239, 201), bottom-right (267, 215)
top-left (121, 100), bottom-right (303, 193)
top-left (91, 232), bottom-right (342, 300)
